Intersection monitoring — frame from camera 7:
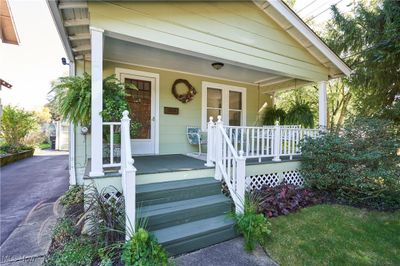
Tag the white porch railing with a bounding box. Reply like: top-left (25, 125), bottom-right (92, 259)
top-left (213, 117), bottom-right (246, 213)
top-left (206, 115), bottom-right (320, 213)
top-left (102, 122), bottom-right (122, 168)
top-left (120, 111), bottom-right (136, 240)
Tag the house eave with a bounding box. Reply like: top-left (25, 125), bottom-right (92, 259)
top-left (254, 0), bottom-right (352, 78)
top-left (46, 0), bottom-right (90, 62)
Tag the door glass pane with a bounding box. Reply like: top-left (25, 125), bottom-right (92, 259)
top-left (229, 91), bottom-right (242, 110)
top-left (125, 78), bottom-right (151, 139)
top-left (229, 111), bottom-right (241, 126)
top-left (207, 88), bottom-right (222, 108)
top-left (207, 108), bottom-right (221, 123)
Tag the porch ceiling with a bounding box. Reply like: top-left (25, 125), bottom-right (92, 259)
top-left (104, 36), bottom-right (289, 85)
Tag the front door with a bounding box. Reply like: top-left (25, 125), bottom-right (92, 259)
top-left (121, 73), bottom-right (156, 155)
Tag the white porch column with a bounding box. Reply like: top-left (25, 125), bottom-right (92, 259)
top-left (89, 27), bottom-right (104, 177)
top-left (318, 81), bottom-right (328, 128)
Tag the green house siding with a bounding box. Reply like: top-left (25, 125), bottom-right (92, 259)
top-left (72, 60), bottom-right (271, 184)
top-left (88, 1), bottom-right (329, 81)
top-left (103, 61), bottom-right (271, 155)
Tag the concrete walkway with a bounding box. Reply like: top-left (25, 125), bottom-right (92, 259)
top-left (174, 237), bottom-right (278, 266)
top-left (0, 150), bottom-right (69, 247)
top-left (0, 201), bottom-right (63, 265)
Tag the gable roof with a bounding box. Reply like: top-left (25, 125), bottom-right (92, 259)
top-left (255, 0), bottom-right (351, 77)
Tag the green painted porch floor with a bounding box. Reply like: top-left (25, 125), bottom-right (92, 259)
top-left (86, 154), bottom-right (301, 178)
top-left (134, 154), bottom-right (300, 175)
top-left (134, 154), bottom-right (209, 175)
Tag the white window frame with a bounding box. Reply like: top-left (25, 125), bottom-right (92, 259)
top-left (201, 81), bottom-right (247, 131)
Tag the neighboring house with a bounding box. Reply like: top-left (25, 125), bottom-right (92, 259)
top-left (1, 0), bottom-right (19, 122)
top-left (48, 0), bottom-right (350, 255)
top-left (0, 0), bottom-right (19, 45)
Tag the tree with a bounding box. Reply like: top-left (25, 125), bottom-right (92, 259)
top-left (326, 79), bottom-right (353, 129)
top-left (1, 106), bottom-right (38, 147)
top-left (34, 107), bottom-right (52, 124)
top-left (325, 0), bottom-right (400, 116)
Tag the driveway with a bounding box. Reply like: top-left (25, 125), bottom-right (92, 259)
top-left (0, 150), bottom-right (69, 245)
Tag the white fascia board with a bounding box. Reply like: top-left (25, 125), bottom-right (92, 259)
top-left (258, 0), bottom-right (352, 77)
top-left (46, 0), bottom-right (74, 62)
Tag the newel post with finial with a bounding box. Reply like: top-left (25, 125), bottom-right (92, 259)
top-left (205, 116), bottom-right (215, 167)
top-left (121, 110), bottom-right (137, 240)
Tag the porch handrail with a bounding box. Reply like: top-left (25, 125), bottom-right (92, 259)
top-left (120, 110), bottom-right (137, 240)
top-left (213, 116), bottom-right (246, 213)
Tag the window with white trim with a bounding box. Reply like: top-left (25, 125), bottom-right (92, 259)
top-left (202, 82), bottom-right (246, 130)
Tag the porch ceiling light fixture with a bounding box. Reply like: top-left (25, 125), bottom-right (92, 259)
top-left (211, 62), bottom-right (224, 70)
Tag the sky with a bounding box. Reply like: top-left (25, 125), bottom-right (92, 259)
top-left (0, 0), bottom-right (67, 111)
top-left (0, 0), bottom-right (353, 111)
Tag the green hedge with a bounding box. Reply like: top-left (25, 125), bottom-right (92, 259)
top-left (301, 117), bottom-right (400, 210)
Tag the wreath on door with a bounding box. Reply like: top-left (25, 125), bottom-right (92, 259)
top-left (171, 79), bottom-right (197, 103)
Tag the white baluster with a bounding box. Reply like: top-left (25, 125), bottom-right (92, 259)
top-left (240, 128), bottom-right (244, 154)
top-left (256, 128), bottom-right (261, 162)
top-left (110, 125), bottom-right (114, 165)
top-left (289, 129), bottom-right (292, 154)
top-left (261, 127), bottom-right (265, 157)
top-left (246, 128), bottom-right (250, 157)
top-left (234, 128), bottom-right (239, 151)
top-left (266, 129), bottom-right (270, 156)
top-left (251, 128), bottom-right (255, 156)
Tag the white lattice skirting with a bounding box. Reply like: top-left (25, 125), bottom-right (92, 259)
top-left (246, 169), bottom-right (304, 191)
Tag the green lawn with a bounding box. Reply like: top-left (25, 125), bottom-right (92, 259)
top-left (263, 204), bottom-right (400, 266)
top-left (38, 143), bottom-right (51, 149)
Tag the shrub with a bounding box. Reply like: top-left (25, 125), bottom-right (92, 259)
top-left (301, 117), bottom-right (400, 210)
top-left (85, 185), bottom-right (125, 246)
top-left (231, 195), bottom-right (271, 251)
top-left (257, 184), bottom-right (320, 217)
top-left (52, 218), bottom-right (76, 248)
top-left (60, 186), bottom-right (84, 220)
top-left (0, 143), bottom-right (33, 154)
top-left (60, 186), bottom-right (84, 208)
top-left (121, 228), bottom-right (169, 266)
top-left (45, 237), bottom-right (95, 266)
top-left (0, 106), bottom-right (38, 147)
top-left (22, 129), bottom-right (48, 147)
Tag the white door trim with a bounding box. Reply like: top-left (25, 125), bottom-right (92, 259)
top-left (201, 81), bottom-right (247, 131)
top-left (115, 68), bottom-right (160, 154)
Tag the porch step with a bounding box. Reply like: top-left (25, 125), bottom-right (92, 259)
top-left (136, 177), bottom-right (238, 256)
top-left (136, 177), bottom-right (221, 206)
top-left (138, 194), bottom-right (232, 231)
top-left (153, 215), bottom-right (236, 256)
